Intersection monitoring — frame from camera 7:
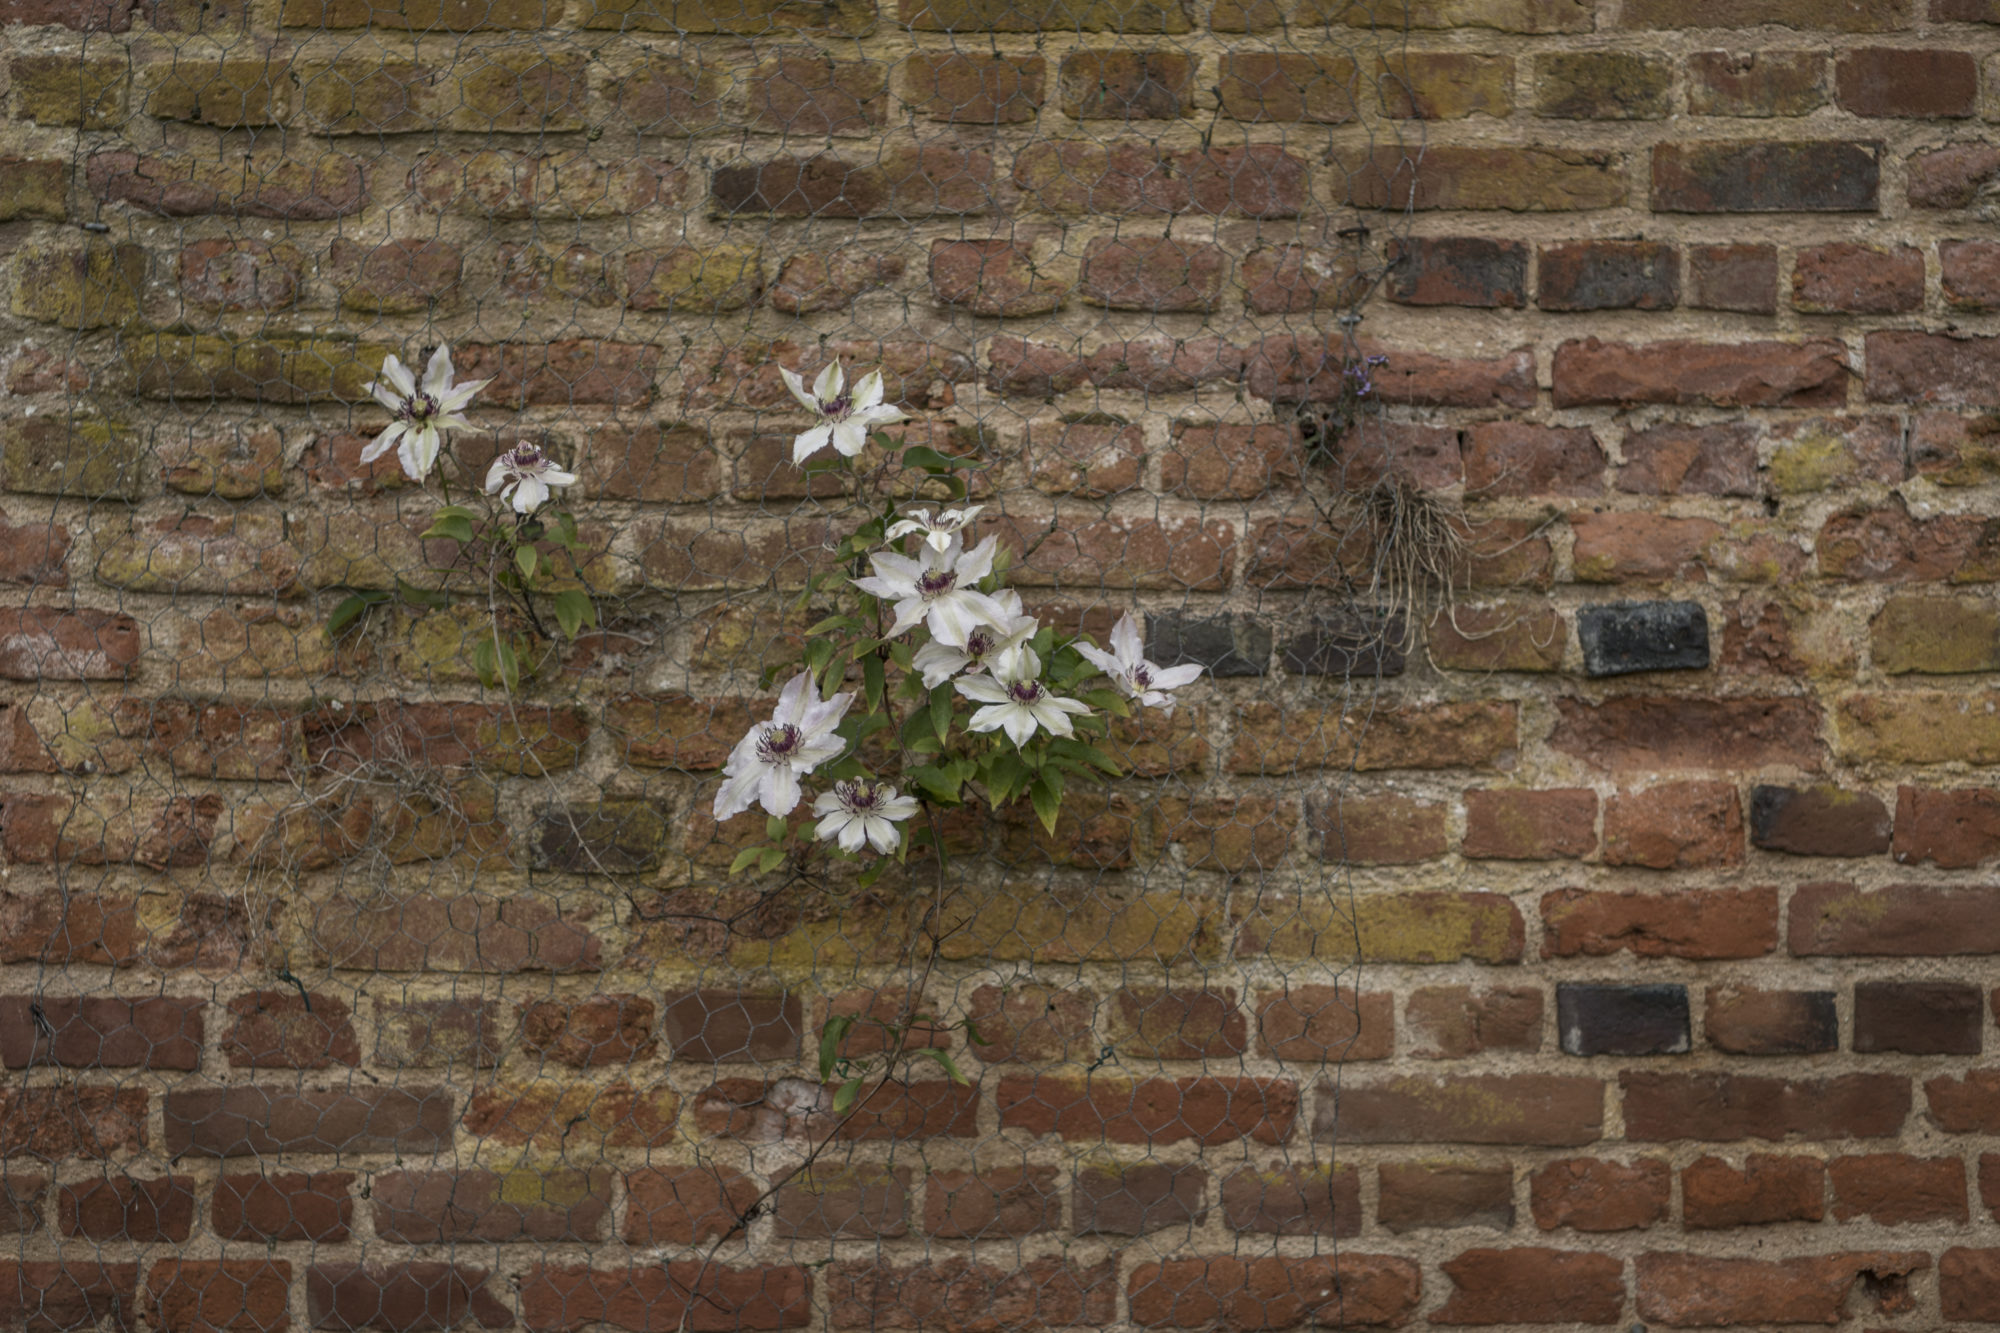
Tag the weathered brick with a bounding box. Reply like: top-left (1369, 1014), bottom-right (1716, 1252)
top-left (774, 1165), bottom-right (909, 1240)
top-left (929, 239), bottom-right (1066, 317)
top-left (923, 1167), bottom-right (1060, 1238)
top-left (714, 149), bottom-right (993, 218)
top-left (222, 992), bottom-right (357, 1069)
top-left (166, 1087), bottom-right (453, 1156)
top-left (90, 148), bottom-right (365, 218)
top-left (1637, 1252), bottom-right (1929, 1326)
top-left (1531, 1159), bottom-right (1670, 1232)
top-left (1793, 241), bottom-right (1923, 312)
top-left (214, 1173), bottom-right (353, 1243)
top-left (1543, 887), bottom-right (1775, 960)
top-left (1377, 50), bottom-right (1511, 117)
top-left (0, 996), bottom-right (201, 1069)
top-left (0, 1086), bottom-right (147, 1157)
top-left (1549, 696), bottom-right (1823, 771)
top-left (1126, 1256), bottom-right (1418, 1330)
top-left (1532, 50), bottom-right (1672, 118)
top-left (1603, 783), bottom-right (1744, 869)
top-left (1838, 690), bottom-right (2000, 764)
top-left (1014, 142), bottom-right (1305, 217)
top-left (1385, 236), bottom-right (1526, 307)
top-left (1230, 700), bottom-right (1515, 773)
top-left (1434, 1249), bottom-right (1625, 1325)
top-left (307, 1264), bottom-right (510, 1333)
top-left (901, 52), bottom-right (1043, 122)
top-left (1621, 1072), bottom-right (1910, 1141)
top-left (1854, 980), bottom-right (1983, 1054)
top-left (1218, 1165), bottom-right (1358, 1236)
top-left (1652, 140), bottom-right (1881, 211)
top-left (1332, 1074), bottom-right (1602, 1145)
top-left (1837, 46), bottom-right (1976, 115)
top-left (1072, 1162), bottom-right (1204, 1236)
top-left (1427, 604), bottom-right (1566, 672)
top-left (965, 985), bottom-right (1096, 1063)
top-left (768, 250), bottom-right (903, 314)
top-left (60, 1177), bottom-right (194, 1242)
top-left (147, 1260), bottom-right (291, 1333)
top-left (521, 1264), bottom-right (810, 1333)
top-left (11, 55), bottom-right (127, 127)
top-left (623, 1167), bottom-right (759, 1246)
top-left (1062, 49), bottom-right (1194, 119)
top-left (1705, 987), bottom-right (1839, 1055)
top-left (1080, 236), bottom-right (1225, 311)
top-left (1829, 1153), bottom-right (1968, 1223)
top-left (1686, 242), bottom-right (1779, 312)
top-left (1339, 144), bottom-right (1627, 211)
top-left (829, 1258), bottom-right (1115, 1331)
top-left (1216, 51), bottom-right (1355, 121)
top-left (1406, 986), bottom-right (1544, 1058)
top-left (1682, 1154), bottom-right (1823, 1227)
top-left (1558, 983), bottom-right (1690, 1056)
top-left (1379, 1162), bottom-right (1513, 1232)
top-left (1552, 337), bottom-right (1848, 408)
top-left (997, 1075), bottom-right (1295, 1145)
top-left (1687, 49), bottom-right (1826, 114)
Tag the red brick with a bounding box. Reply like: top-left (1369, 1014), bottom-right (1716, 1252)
top-left (1248, 336), bottom-right (1534, 408)
top-left (1792, 241), bottom-right (1923, 313)
top-left (767, 250), bottom-right (903, 314)
top-left (1072, 1162), bottom-right (1204, 1237)
top-left (0, 607), bottom-right (139, 679)
top-left (901, 52), bottom-right (1044, 122)
top-left (748, 56), bottom-right (885, 135)
top-left (923, 1167), bottom-right (1060, 1238)
top-left (452, 340), bottom-right (659, 408)
top-left (1553, 336), bottom-right (1848, 408)
top-left (828, 1257), bottom-right (1114, 1331)
top-left (1893, 785), bottom-right (2000, 868)
top-left (1462, 789), bottom-right (1596, 860)
top-left (1637, 1252), bottom-right (1928, 1326)
top-left (1549, 696), bottom-right (1824, 771)
top-left (623, 1166), bottom-right (758, 1246)
top-left (1318, 420), bottom-right (1463, 490)
top-left (1216, 51), bottom-right (1357, 121)
top-left (1539, 240), bottom-right (1678, 311)
top-left (1426, 604), bottom-right (1567, 673)
top-left (1791, 882), bottom-right (2000, 956)
top-left (306, 1264), bottom-right (509, 1332)
top-left (1829, 1153), bottom-right (1967, 1223)
top-left (213, 1173), bottom-right (353, 1243)
top-left (1686, 242), bottom-right (1778, 313)
top-left (0, 996), bottom-right (202, 1068)
top-left (1013, 142), bottom-right (1306, 218)
top-left (1704, 987), bottom-right (1838, 1055)
top-left (0, 1178), bottom-right (42, 1235)
top-left (1434, 1249), bottom-right (1624, 1325)
top-left (965, 985), bottom-right (1096, 1063)
top-left (179, 239), bottom-right (302, 310)
top-left (0, 1263), bottom-right (137, 1333)
top-left (1855, 979), bottom-right (1982, 1054)
top-left (1943, 239), bottom-right (2000, 310)
top-left (1682, 1154), bottom-right (1823, 1228)
top-left (1379, 1163), bottom-right (1513, 1233)
top-left (1333, 1075), bottom-right (1602, 1146)
top-left (1569, 510), bottom-right (1721, 581)
top-left (1107, 988), bottom-right (1246, 1059)
top-left (998, 1076), bottom-right (1296, 1146)
top-left (773, 1165), bottom-right (909, 1240)
top-left (1255, 986), bottom-right (1391, 1061)
top-left (1079, 236), bottom-right (1225, 312)
top-left (1161, 423), bottom-right (1300, 500)
top-left (985, 514), bottom-right (1233, 592)
top-left (1238, 244), bottom-right (1366, 313)
top-left (1126, 1256), bottom-right (1419, 1330)
top-left (374, 1168), bottom-right (610, 1243)
top-left (1405, 986), bottom-right (1544, 1059)
top-left (1463, 423), bottom-right (1604, 496)
top-left (1218, 1165), bottom-right (1359, 1237)
top-left (1652, 139), bottom-right (1880, 211)
top-left (1621, 1072), bottom-right (1910, 1141)
top-left (520, 1264), bottom-right (811, 1332)
top-left (1603, 782), bottom-right (1745, 869)
top-left (308, 892), bottom-right (601, 972)
top-left (929, 239), bottom-right (1065, 317)
top-left (1818, 497), bottom-right (1982, 578)
top-left (1865, 330), bottom-right (2000, 406)
top-left (165, 1087), bottom-right (453, 1157)
top-left (1385, 235), bottom-right (1526, 307)
top-left (831, 1081), bottom-right (978, 1140)
top-left (1341, 143), bottom-right (1626, 211)
top-left (90, 148), bottom-right (365, 218)
top-left (519, 994), bottom-right (656, 1067)
top-left (326, 238), bottom-right (460, 313)
top-left (1687, 50), bottom-right (1827, 115)
top-left (1542, 886), bottom-right (1776, 959)
top-left (1836, 46), bottom-right (1976, 115)
top-left (1945, 1248), bottom-right (2000, 1321)
top-left (1061, 49), bottom-right (1194, 119)
top-left (1311, 793), bottom-right (1447, 865)
top-left (147, 1260), bottom-right (290, 1333)
top-left (1983, 1156), bottom-right (2000, 1220)
top-left (1230, 700), bottom-right (1517, 773)
top-left (1530, 1159), bottom-right (1670, 1232)
top-left (59, 1177), bottom-right (194, 1241)
top-left (221, 992), bottom-right (357, 1069)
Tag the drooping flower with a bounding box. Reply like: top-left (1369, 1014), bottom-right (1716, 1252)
top-left (485, 442), bottom-right (579, 515)
top-left (887, 505), bottom-right (985, 555)
top-left (779, 361), bottom-right (907, 465)
top-left (1075, 611), bottom-right (1205, 713)
top-left (911, 588), bottom-right (1038, 688)
top-left (361, 345), bottom-right (488, 482)
top-left (713, 671), bottom-right (853, 820)
top-left (955, 647), bottom-right (1090, 749)
top-left (812, 778), bottom-right (920, 854)
top-left (853, 534), bottom-right (1010, 649)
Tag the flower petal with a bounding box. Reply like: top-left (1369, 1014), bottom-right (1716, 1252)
top-left (422, 344), bottom-right (454, 396)
top-left (1151, 663), bottom-right (1206, 690)
top-left (955, 676), bottom-right (1011, 704)
top-left (852, 369), bottom-right (885, 411)
top-left (380, 354), bottom-right (415, 398)
top-left (1110, 611), bottom-right (1143, 666)
top-left (713, 768), bottom-right (762, 820)
top-left (792, 424), bottom-right (834, 465)
top-left (779, 366), bottom-right (818, 412)
top-left (360, 422), bottom-right (404, 464)
top-left (513, 475), bottom-right (549, 514)
top-left (760, 766), bottom-right (802, 817)
top-left (831, 420), bottom-right (869, 457)
top-left (1000, 707), bottom-right (1037, 748)
top-left (368, 381), bottom-right (405, 414)
top-left (812, 360), bottom-right (842, 406)
top-left (484, 456), bottom-right (510, 493)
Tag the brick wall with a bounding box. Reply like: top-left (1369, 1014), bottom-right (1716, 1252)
top-left (3, 0), bottom-right (2000, 1326)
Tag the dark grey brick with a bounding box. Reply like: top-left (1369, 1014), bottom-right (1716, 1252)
top-left (1145, 612), bottom-right (1269, 677)
top-left (1578, 600), bottom-right (1709, 677)
top-left (1557, 984), bottom-right (1690, 1057)
top-left (1280, 608), bottom-right (1405, 677)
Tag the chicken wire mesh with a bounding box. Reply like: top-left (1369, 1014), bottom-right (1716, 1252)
top-left (0, 1), bottom-right (1488, 1328)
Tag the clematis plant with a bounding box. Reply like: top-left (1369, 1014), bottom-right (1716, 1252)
top-left (718, 357), bottom-right (1205, 881)
top-left (325, 344), bottom-right (599, 692)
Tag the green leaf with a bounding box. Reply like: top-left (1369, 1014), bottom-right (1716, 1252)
top-left (863, 655), bottom-right (886, 712)
top-left (421, 513), bottom-right (475, 544)
top-left (395, 579), bottom-right (450, 609)
top-left (817, 1016), bottom-right (855, 1080)
top-left (433, 505), bottom-right (479, 521)
top-left (493, 635), bottom-right (521, 692)
top-left (930, 683), bottom-right (953, 743)
top-left (806, 613), bottom-right (861, 637)
top-left (553, 589), bottom-right (592, 640)
top-left (910, 764), bottom-right (962, 804)
top-left (934, 1050), bottom-right (969, 1085)
top-left (555, 511), bottom-right (580, 550)
top-left (758, 846), bottom-right (785, 872)
top-left (832, 1077), bottom-right (864, 1116)
top-left (326, 593), bottom-right (378, 636)
top-left (766, 816), bottom-right (788, 841)
top-left (902, 445), bottom-right (977, 472)
top-left (472, 637), bottom-right (497, 689)
top-left (1029, 775), bottom-right (1061, 836)
top-left (963, 1017), bottom-right (992, 1047)
top-left (515, 546), bottom-right (538, 580)
top-left (728, 847), bottom-right (766, 876)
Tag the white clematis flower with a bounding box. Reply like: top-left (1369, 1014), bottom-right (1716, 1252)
top-left (713, 671), bottom-right (853, 820)
top-left (955, 647), bottom-right (1091, 749)
top-left (361, 345), bottom-right (488, 482)
top-left (812, 778), bottom-right (920, 854)
top-left (1076, 611), bottom-right (1205, 713)
top-left (887, 505), bottom-right (985, 555)
top-left (853, 534), bottom-right (1011, 649)
top-left (484, 442), bottom-right (579, 515)
top-left (911, 588), bottom-right (1038, 688)
top-left (779, 360), bottom-right (907, 465)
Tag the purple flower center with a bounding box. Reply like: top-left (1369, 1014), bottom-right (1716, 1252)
top-left (400, 392), bottom-right (439, 424)
top-left (1007, 680), bottom-right (1045, 705)
top-left (1130, 664), bottom-right (1153, 689)
top-left (840, 781), bottom-right (881, 812)
top-left (509, 445), bottom-right (545, 471)
top-left (917, 570), bottom-right (956, 597)
top-left (965, 628), bottom-right (994, 657)
top-left (757, 724), bottom-right (802, 763)
top-left (823, 393), bottom-right (852, 420)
